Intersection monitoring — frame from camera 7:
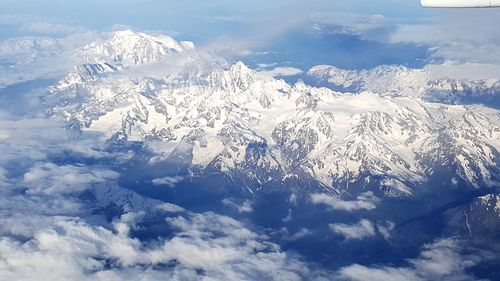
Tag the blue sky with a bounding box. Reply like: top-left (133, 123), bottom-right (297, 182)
top-left (0, 0), bottom-right (427, 41)
top-left (1, 1), bottom-right (499, 77)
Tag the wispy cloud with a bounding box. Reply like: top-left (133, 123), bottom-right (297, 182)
top-left (0, 167), bottom-right (9, 187)
top-left (22, 163), bottom-right (118, 195)
top-left (337, 238), bottom-right (491, 281)
top-left (311, 192), bottom-right (380, 212)
top-left (151, 176), bottom-right (184, 187)
top-left (0, 202), bottom-right (332, 280)
top-left (329, 219), bottom-right (396, 241)
top-left (222, 198), bottom-right (254, 213)
top-left (312, 8), bottom-right (500, 65)
top-left (259, 66), bottom-right (303, 78)
top-left (329, 219), bottom-right (377, 240)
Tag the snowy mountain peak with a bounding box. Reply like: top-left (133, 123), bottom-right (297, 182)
top-left (80, 29), bottom-right (195, 66)
top-left (231, 61), bottom-right (252, 73)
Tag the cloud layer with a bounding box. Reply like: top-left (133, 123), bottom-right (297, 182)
top-left (0, 116), bottom-right (331, 281)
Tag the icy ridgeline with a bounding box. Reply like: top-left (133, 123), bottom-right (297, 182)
top-left (306, 64), bottom-right (500, 107)
top-left (45, 30), bottom-right (500, 198)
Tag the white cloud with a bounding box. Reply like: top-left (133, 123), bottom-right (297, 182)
top-left (0, 117), bottom-right (119, 164)
top-left (289, 193), bottom-right (298, 206)
top-left (0, 208), bottom-right (332, 281)
top-left (338, 264), bottom-right (418, 281)
top-left (426, 62), bottom-right (500, 80)
top-left (23, 163), bottom-right (119, 195)
top-left (259, 66), bottom-right (303, 78)
top-left (0, 156), bottom-right (332, 280)
top-left (287, 228), bottom-right (313, 241)
top-left (329, 219), bottom-right (376, 240)
top-left (329, 219), bottom-right (396, 241)
top-left (155, 202), bottom-right (185, 213)
top-left (311, 12), bottom-right (387, 37)
top-left (256, 62), bottom-right (277, 68)
top-left (0, 116), bottom-right (331, 280)
top-left (282, 208), bottom-right (293, 222)
top-left (151, 176), bottom-right (184, 187)
top-left (312, 9), bottom-right (500, 65)
top-left (388, 24), bottom-right (500, 64)
top-left (222, 198), bottom-right (254, 213)
top-left (0, 117), bottom-right (132, 240)
top-left (337, 238), bottom-right (487, 281)
top-left (237, 49), bottom-right (253, 56)
top-left (409, 239), bottom-right (480, 279)
top-left (376, 221), bottom-right (396, 240)
top-left (311, 192), bottom-right (380, 212)
top-left (0, 167), bottom-right (9, 187)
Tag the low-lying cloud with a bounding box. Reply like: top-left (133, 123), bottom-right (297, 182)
top-left (23, 163), bottom-right (119, 195)
top-left (329, 219), bottom-right (376, 240)
top-left (259, 66), bottom-right (303, 78)
top-left (311, 192), bottom-right (380, 212)
top-left (337, 238), bottom-right (490, 281)
top-left (222, 198), bottom-right (254, 213)
top-left (0, 114), bottom-right (331, 281)
top-left (151, 176), bottom-right (184, 187)
top-left (329, 219), bottom-right (396, 240)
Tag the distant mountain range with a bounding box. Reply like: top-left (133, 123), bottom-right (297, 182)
top-left (306, 65), bottom-right (500, 108)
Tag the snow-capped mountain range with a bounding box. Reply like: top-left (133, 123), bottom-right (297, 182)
top-left (45, 30), bottom-right (500, 197)
top-left (306, 65), bottom-right (500, 108)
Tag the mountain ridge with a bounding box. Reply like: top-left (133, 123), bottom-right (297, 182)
top-left (44, 31), bottom-right (500, 198)
top-left (305, 64), bottom-right (500, 108)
